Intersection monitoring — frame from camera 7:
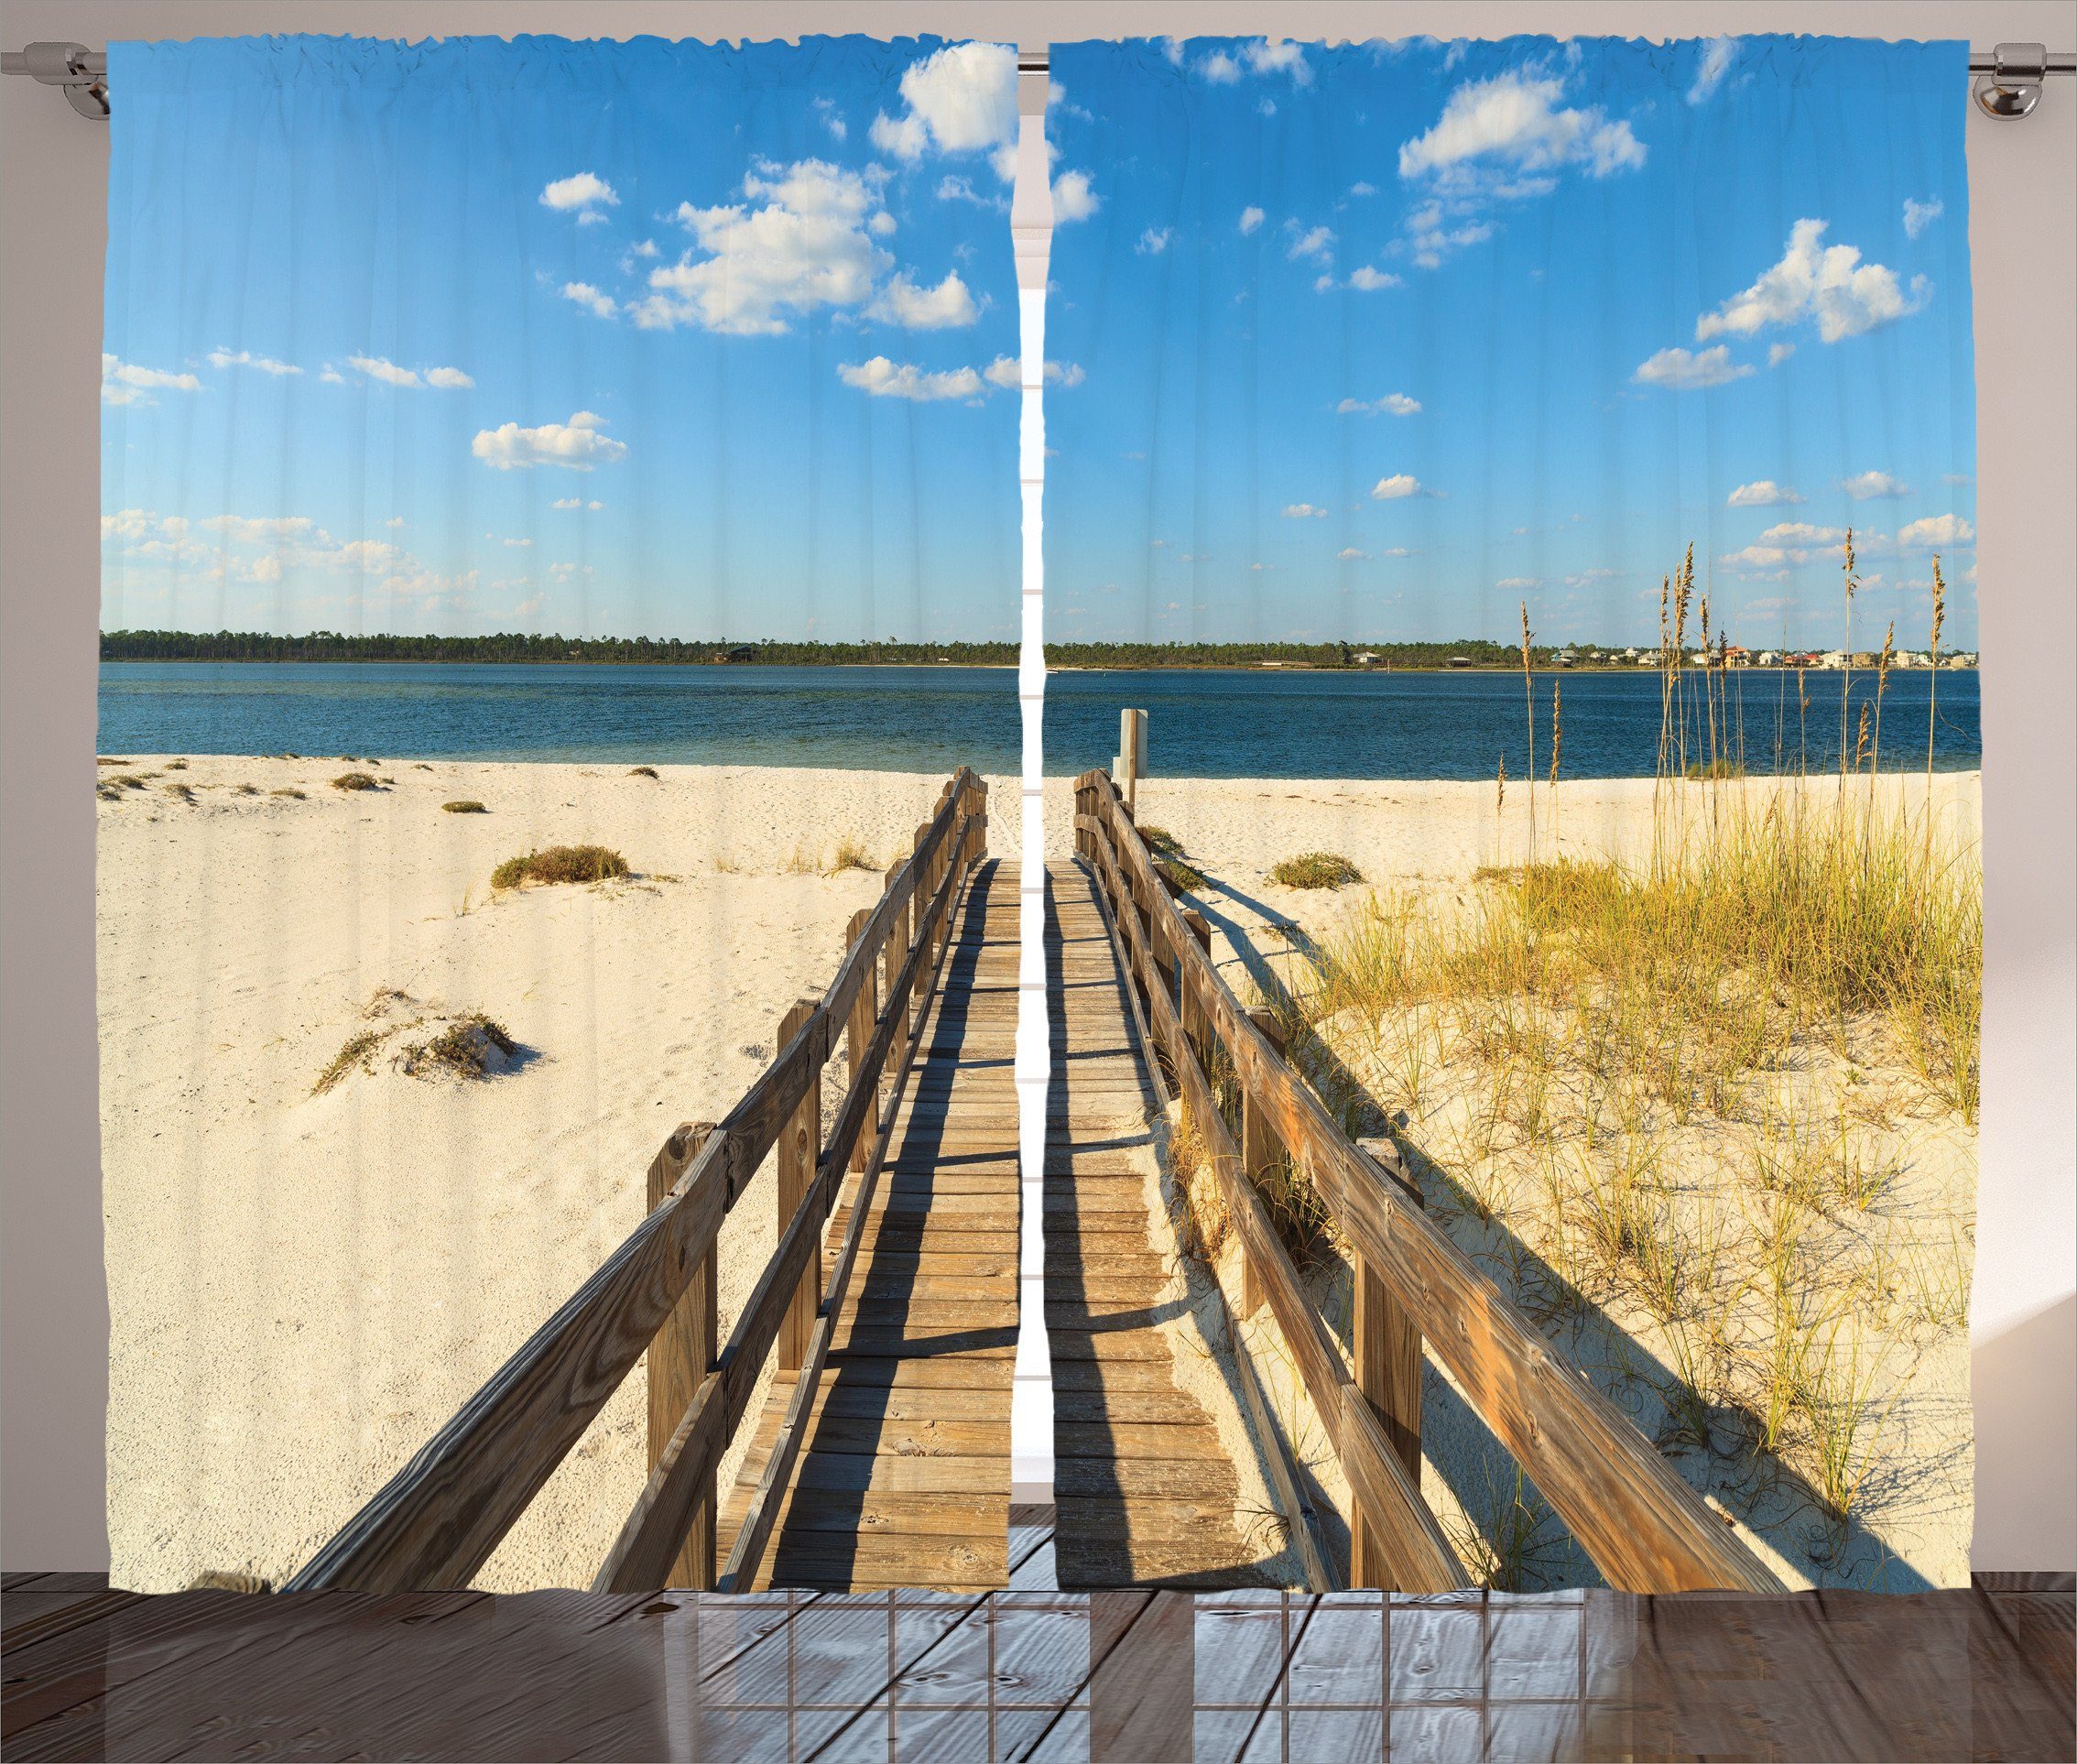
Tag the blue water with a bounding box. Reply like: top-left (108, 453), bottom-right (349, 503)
top-left (99, 661), bottom-right (1979, 779)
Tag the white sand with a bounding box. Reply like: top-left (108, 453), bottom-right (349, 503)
top-left (98, 757), bottom-right (1017, 1593)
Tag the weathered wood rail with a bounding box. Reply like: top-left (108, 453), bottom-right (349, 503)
top-left (284, 769), bottom-right (989, 1594)
top-left (1072, 767), bottom-right (1784, 1595)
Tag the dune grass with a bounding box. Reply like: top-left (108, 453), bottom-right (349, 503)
top-left (441, 800), bottom-right (488, 814)
top-left (628, 766), bottom-right (659, 779)
top-left (1138, 825), bottom-right (1209, 894)
top-left (1271, 851), bottom-right (1364, 890)
top-left (332, 771), bottom-right (381, 792)
top-left (491, 844), bottom-right (629, 889)
top-left (395, 1014), bottom-right (517, 1079)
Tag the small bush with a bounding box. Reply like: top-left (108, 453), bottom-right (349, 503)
top-left (271, 788), bottom-right (307, 800)
top-left (395, 1014), bottom-right (517, 1079)
top-left (162, 781), bottom-right (194, 801)
top-left (332, 772), bottom-right (381, 792)
top-left (1156, 854), bottom-right (1208, 895)
top-left (628, 765), bottom-right (659, 779)
top-left (164, 757), bottom-right (188, 771)
top-left (441, 800), bottom-right (489, 814)
top-left (1139, 824), bottom-right (1186, 858)
top-left (1272, 851), bottom-right (1364, 890)
top-left (491, 844), bottom-right (629, 889)
top-left (97, 780), bottom-right (124, 801)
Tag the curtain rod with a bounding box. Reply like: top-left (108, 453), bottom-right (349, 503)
top-left (6, 41), bottom-right (2073, 122)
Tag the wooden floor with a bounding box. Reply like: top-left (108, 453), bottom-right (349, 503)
top-left (718, 859), bottom-right (1021, 1592)
top-left (5, 1559), bottom-right (2069, 1761)
top-left (1042, 863), bottom-right (1276, 1591)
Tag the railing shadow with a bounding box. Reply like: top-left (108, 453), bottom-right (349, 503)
top-left (759, 860), bottom-right (1020, 1590)
top-left (1044, 868), bottom-right (1308, 1592)
top-left (1191, 876), bottom-right (1944, 1594)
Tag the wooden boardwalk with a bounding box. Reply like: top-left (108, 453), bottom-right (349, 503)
top-left (717, 859), bottom-right (1022, 1591)
top-left (1040, 864), bottom-right (1277, 1590)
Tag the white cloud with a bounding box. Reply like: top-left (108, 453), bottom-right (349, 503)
top-left (1200, 49), bottom-right (1242, 84)
top-left (385, 516), bottom-right (406, 528)
top-left (870, 41), bottom-right (1016, 168)
top-left (1398, 70), bottom-right (1645, 185)
top-left (1136, 226), bottom-right (1173, 256)
top-left (1843, 470), bottom-right (1909, 499)
top-left (561, 281), bottom-right (618, 320)
top-left (1767, 342), bottom-right (1797, 366)
top-left (1245, 40), bottom-right (1312, 85)
top-left (1051, 169), bottom-right (1100, 223)
top-left (500, 536), bottom-right (534, 548)
top-left (1632, 344), bottom-right (1753, 390)
top-left (1351, 180), bottom-right (1376, 197)
top-left (813, 96), bottom-right (847, 142)
top-left (838, 356), bottom-right (985, 401)
top-left (1897, 513), bottom-right (1973, 548)
top-left (983, 356), bottom-right (1084, 389)
top-left (472, 409), bottom-right (628, 471)
top-left (425, 366), bottom-right (474, 389)
top-left (551, 496), bottom-right (605, 511)
top-left (1239, 205), bottom-right (1265, 235)
top-left (1903, 196), bottom-right (1943, 240)
top-left (1286, 223), bottom-right (1334, 262)
top-left (1687, 38), bottom-right (1737, 104)
top-left (936, 175), bottom-right (1006, 212)
top-left (1380, 546), bottom-right (1414, 558)
top-left (1338, 392), bottom-right (1420, 416)
top-left (319, 365), bottom-right (345, 384)
top-left (1337, 547), bottom-right (1369, 561)
top-left (1727, 480), bottom-right (1803, 506)
top-left (1563, 567), bottom-right (1618, 586)
top-left (1496, 576), bottom-right (1540, 591)
top-left (101, 354), bottom-right (201, 404)
top-left (1371, 474), bottom-right (1430, 499)
top-left (1282, 503), bottom-right (1329, 519)
top-left (208, 349), bottom-right (300, 376)
top-left (1759, 522), bottom-right (1845, 546)
top-left (629, 239), bottom-right (659, 258)
top-left (1347, 266), bottom-right (1404, 291)
top-left (348, 354), bottom-right (420, 387)
top-left (1697, 218), bottom-right (1928, 344)
top-left (866, 269), bottom-right (980, 329)
top-left (540, 172), bottom-right (619, 217)
top-left (639, 158), bottom-right (888, 335)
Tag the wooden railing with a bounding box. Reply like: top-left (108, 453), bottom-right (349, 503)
top-left (285, 769), bottom-right (989, 1594)
top-left (1073, 768), bottom-right (1783, 1595)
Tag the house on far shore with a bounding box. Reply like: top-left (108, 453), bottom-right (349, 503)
top-left (714, 643), bottom-right (757, 662)
top-left (1557, 649), bottom-right (1578, 668)
top-left (1353, 650), bottom-right (1381, 666)
top-left (1447, 655), bottom-right (1473, 669)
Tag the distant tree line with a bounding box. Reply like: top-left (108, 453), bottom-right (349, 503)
top-left (99, 631), bottom-right (1021, 666)
top-left (101, 631), bottom-right (1555, 669)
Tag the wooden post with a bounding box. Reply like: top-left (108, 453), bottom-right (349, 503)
top-left (1238, 1008), bottom-right (1289, 1318)
top-left (912, 821), bottom-right (934, 1009)
top-left (777, 997), bottom-right (821, 1373)
top-left (884, 865), bottom-right (910, 1097)
top-left (1180, 910), bottom-right (1212, 1067)
top-left (647, 1119), bottom-right (718, 1587)
top-left (1117, 707), bottom-right (1147, 817)
top-left (845, 908), bottom-right (875, 1174)
top-left (1353, 1142), bottom-right (1427, 1588)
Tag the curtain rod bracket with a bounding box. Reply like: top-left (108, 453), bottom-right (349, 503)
top-left (1974, 42), bottom-right (2061, 119)
top-left (1, 41), bottom-right (108, 118)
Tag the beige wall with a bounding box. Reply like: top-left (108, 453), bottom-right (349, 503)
top-left (5, 0), bottom-right (2071, 1573)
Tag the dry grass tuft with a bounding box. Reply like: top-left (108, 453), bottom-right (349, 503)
top-left (830, 835), bottom-right (879, 874)
top-left (313, 1028), bottom-right (389, 1094)
top-left (628, 766), bottom-right (659, 779)
top-left (491, 844), bottom-right (629, 889)
top-left (332, 772), bottom-right (381, 792)
top-left (441, 800), bottom-right (488, 814)
top-left (394, 1014), bottom-right (517, 1079)
top-left (270, 788), bottom-right (307, 800)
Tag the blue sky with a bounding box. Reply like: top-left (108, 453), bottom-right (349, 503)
top-left (1044, 35), bottom-right (1977, 650)
top-left (101, 37), bottom-right (1028, 642)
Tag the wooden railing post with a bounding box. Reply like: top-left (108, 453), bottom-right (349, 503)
top-left (885, 865), bottom-right (911, 1094)
top-left (1353, 1148), bottom-right (1426, 1587)
top-left (1239, 1007), bottom-right (1289, 1318)
top-left (911, 822), bottom-right (933, 1013)
top-left (777, 998), bottom-right (821, 1373)
top-left (1180, 910), bottom-right (1212, 1065)
top-left (845, 908), bottom-right (875, 1174)
top-left (647, 1120), bottom-right (719, 1588)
